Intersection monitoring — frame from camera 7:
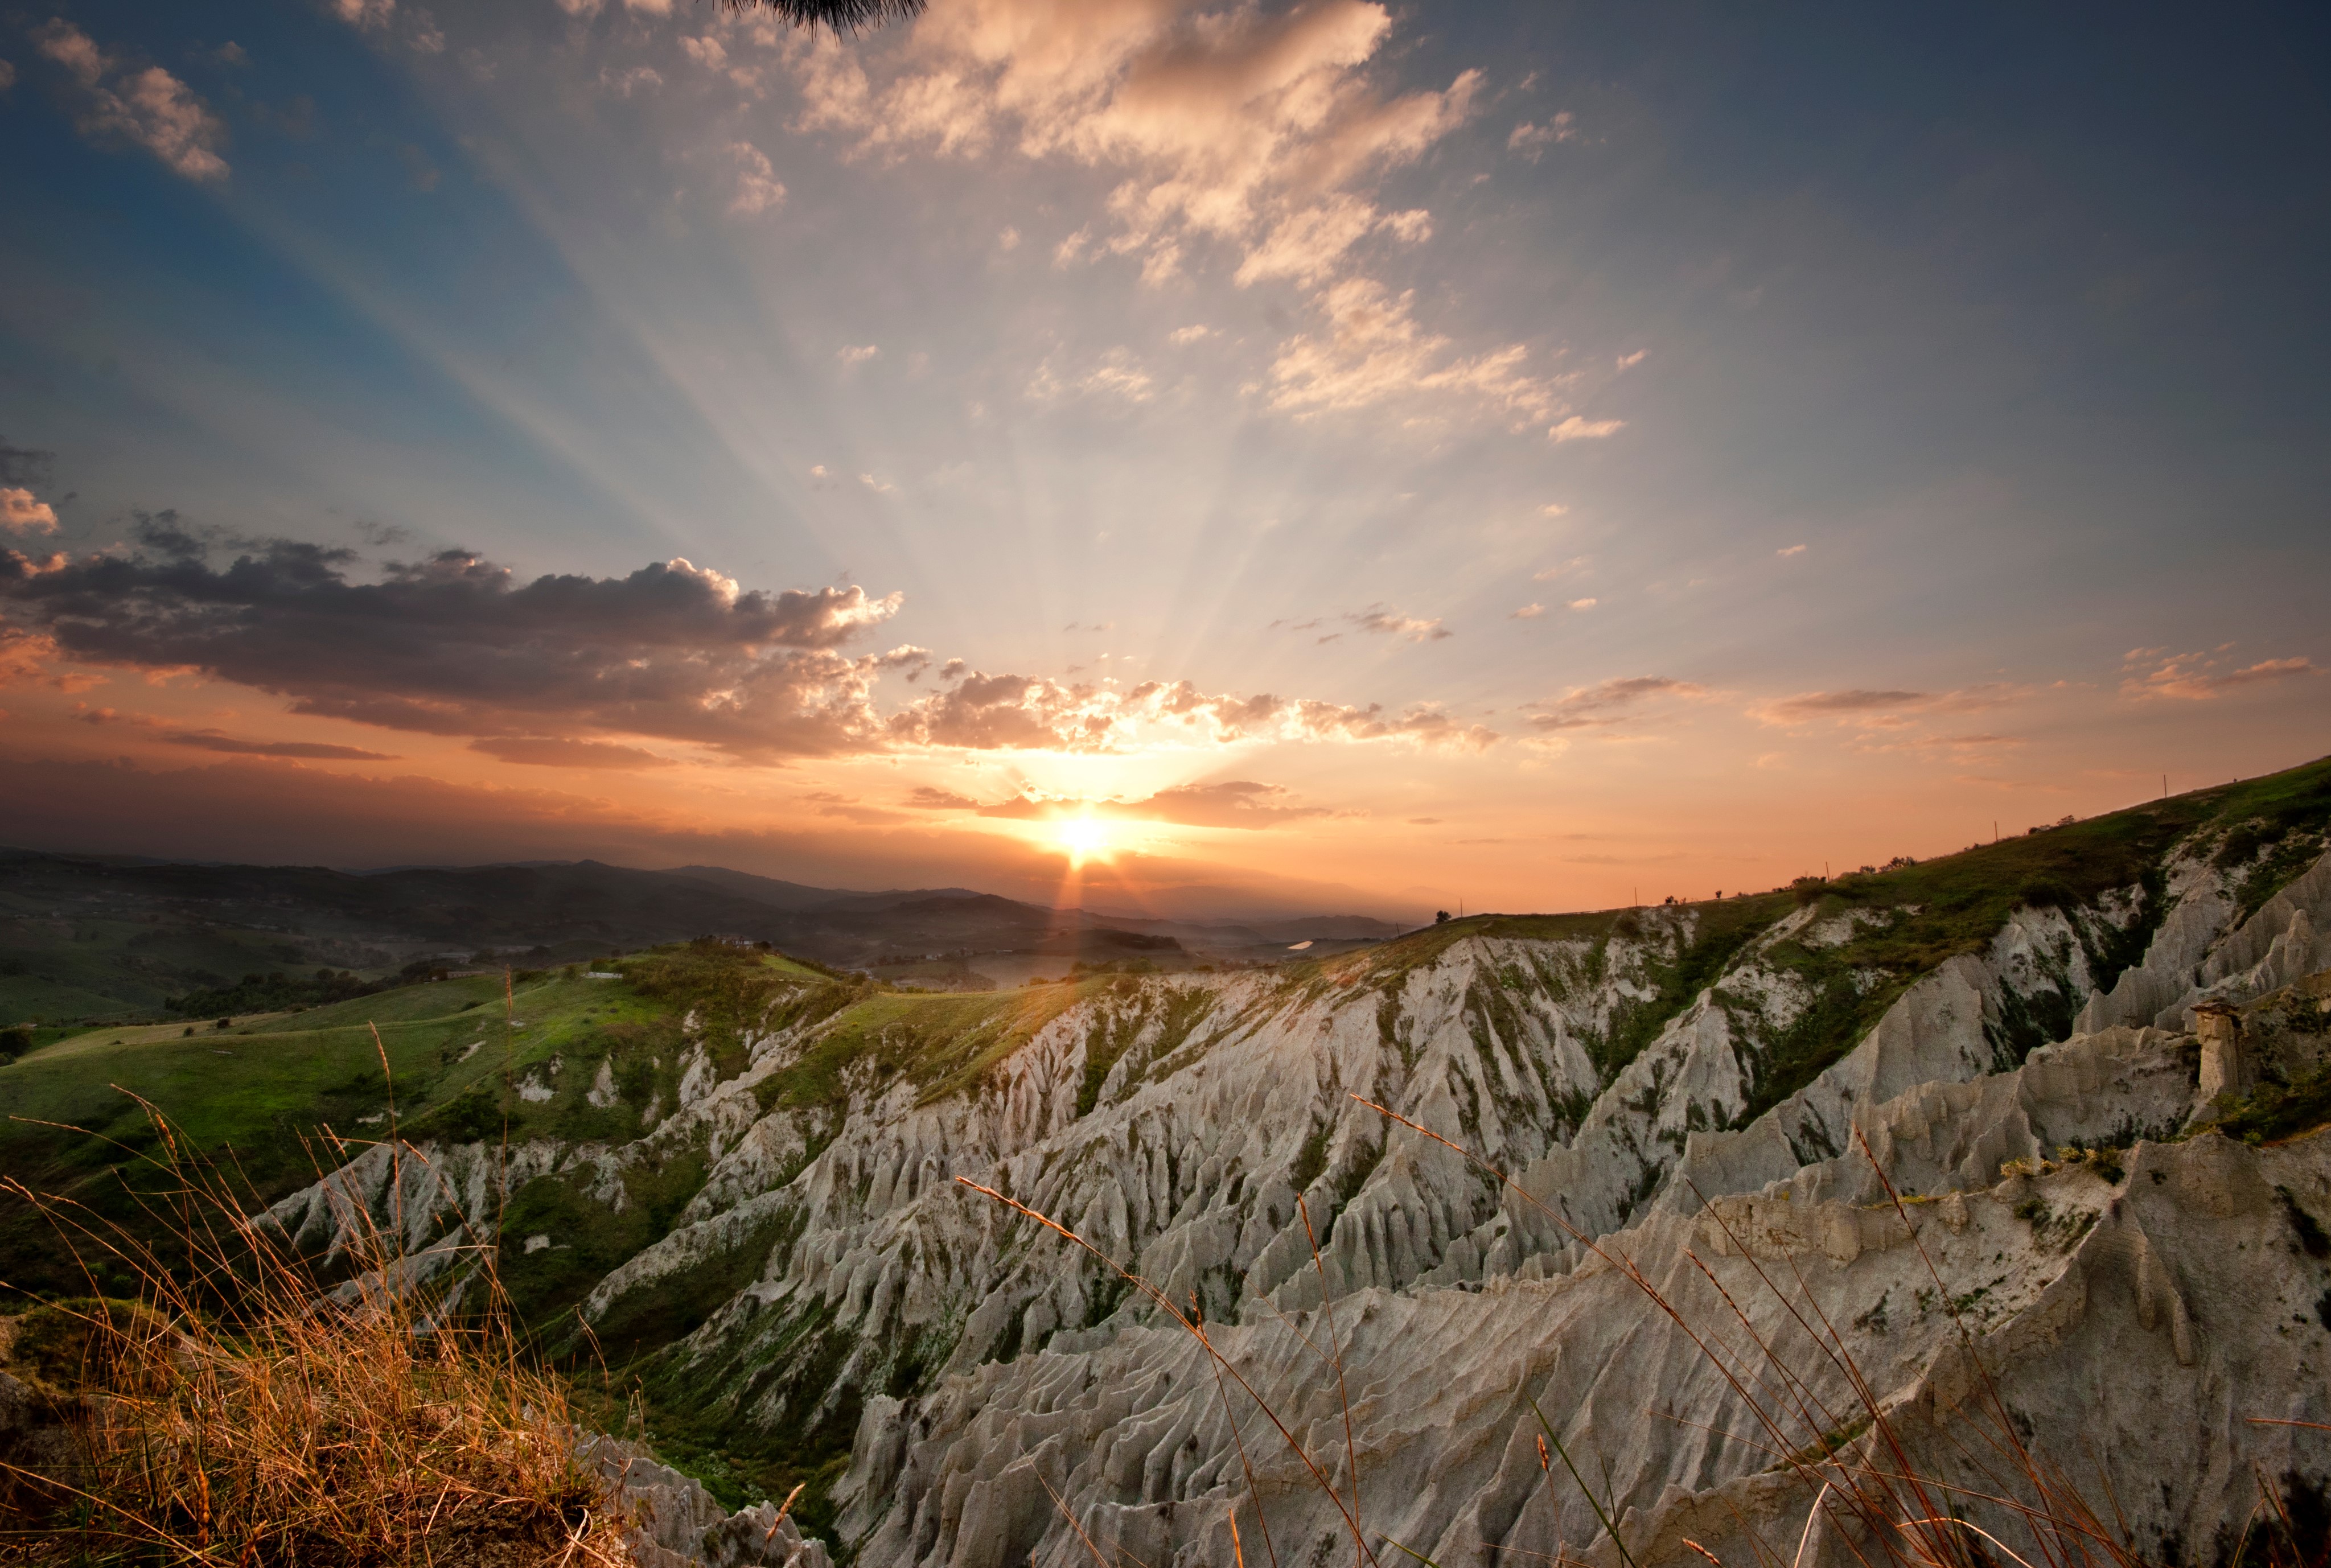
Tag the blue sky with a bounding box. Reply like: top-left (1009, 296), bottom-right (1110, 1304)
top-left (1, 0), bottom-right (2325, 916)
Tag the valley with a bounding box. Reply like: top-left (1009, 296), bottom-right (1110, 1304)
top-left (7, 759), bottom-right (2330, 1563)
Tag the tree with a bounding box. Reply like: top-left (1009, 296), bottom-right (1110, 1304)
top-left (722, 0), bottom-right (926, 31)
top-left (1434, 910), bottom-right (1451, 924)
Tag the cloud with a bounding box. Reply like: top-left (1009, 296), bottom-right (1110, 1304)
top-left (1029, 345), bottom-right (1154, 404)
top-left (1567, 597), bottom-right (1597, 611)
top-left (1534, 555), bottom-right (1588, 582)
top-left (1267, 279), bottom-right (1567, 424)
top-left (1348, 604), bottom-right (1449, 641)
top-left (162, 730), bottom-right (400, 760)
top-left (1168, 324), bottom-right (1214, 345)
top-left (1615, 349), bottom-right (1648, 371)
top-left (904, 784), bottom-right (981, 809)
top-left (727, 141), bottom-right (786, 215)
top-left (1122, 779), bottom-right (1338, 829)
top-left (2120, 649), bottom-right (2318, 702)
top-left (1524, 675), bottom-right (1705, 731)
top-left (977, 779), bottom-right (1332, 830)
top-left (1506, 111), bottom-right (1574, 160)
top-left (787, 0), bottom-right (1477, 291)
top-left (778, 0), bottom-right (1581, 435)
top-left (331, 0), bottom-right (396, 28)
top-left (1234, 195), bottom-right (1430, 286)
top-left (1511, 603), bottom-right (1544, 619)
top-left (0, 627), bottom-right (58, 686)
top-left (837, 344), bottom-right (881, 363)
top-left (1751, 684), bottom-right (2028, 727)
top-left (1763, 689), bottom-right (1923, 716)
top-left (890, 671), bottom-right (1497, 753)
top-left (2, 489), bottom-right (58, 534)
top-left (0, 520), bottom-right (905, 760)
top-left (5, 521), bottom-right (1499, 763)
top-left (0, 60), bottom-right (15, 93)
top-left (35, 21), bottom-right (229, 181)
top-left (1539, 503), bottom-right (1568, 518)
top-left (469, 736), bottom-right (675, 768)
top-left (601, 64), bottom-right (663, 96)
top-left (70, 703), bottom-right (398, 758)
top-left (1549, 414), bottom-right (1623, 442)
top-left (1776, 543), bottom-right (1807, 558)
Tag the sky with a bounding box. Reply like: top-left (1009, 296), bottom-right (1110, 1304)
top-left (1, 0), bottom-right (2326, 920)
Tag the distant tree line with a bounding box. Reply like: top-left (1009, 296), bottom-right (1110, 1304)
top-left (166, 968), bottom-right (390, 1019)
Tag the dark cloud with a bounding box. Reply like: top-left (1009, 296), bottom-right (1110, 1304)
top-left (904, 785), bottom-right (981, 809)
top-left (1526, 676), bottom-right (1705, 730)
top-left (68, 703), bottom-right (400, 759)
top-left (0, 522), bottom-right (905, 759)
top-left (3, 524), bottom-right (1495, 762)
top-left (468, 736), bottom-right (674, 769)
top-left (162, 730), bottom-right (399, 761)
top-left (1347, 606), bottom-right (1451, 642)
top-left (1752, 684), bottom-right (2027, 726)
top-left (1275, 607), bottom-right (1450, 643)
top-left (795, 791), bottom-right (910, 825)
top-left (0, 436), bottom-right (55, 489)
top-left (1766, 689), bottom-right (1926, 715)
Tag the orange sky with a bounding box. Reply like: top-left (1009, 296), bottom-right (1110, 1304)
top-left (3, 2), bottom-right (2326, 917)
top-left (1, 637), bottom-right (2320, 920)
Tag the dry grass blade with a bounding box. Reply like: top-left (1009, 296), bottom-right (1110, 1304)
top-left (1298, 1192), bottom-right (1367, 1568)
top-left (1526, 1393), bottom-right (1639, 1568)
top-left (1350, 1094), bottom-right (2222, 1568)
top-left (953, 1176), bottom-right (1381, 1568)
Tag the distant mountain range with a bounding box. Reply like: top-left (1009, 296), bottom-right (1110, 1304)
top-left (0, 849), bottom-right (1410, 1024)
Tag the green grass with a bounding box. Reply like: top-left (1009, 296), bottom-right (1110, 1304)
top-left (0, 969), bottom-right (649, 1298)
top-left (0, 906), bottom-right (383, 1026)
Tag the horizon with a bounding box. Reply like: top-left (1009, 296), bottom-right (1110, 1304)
top-left (3, 1), bottom-right (2327, 916)
top-left (9, 747), bottom-right (2320, 925)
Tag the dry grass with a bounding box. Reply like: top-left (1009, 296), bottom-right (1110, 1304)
top-left (0, 1053), bottom-right (634, 1566)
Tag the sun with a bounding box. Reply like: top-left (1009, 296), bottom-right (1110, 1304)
top-left (1053, 812), bottom-right (1115, 867)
